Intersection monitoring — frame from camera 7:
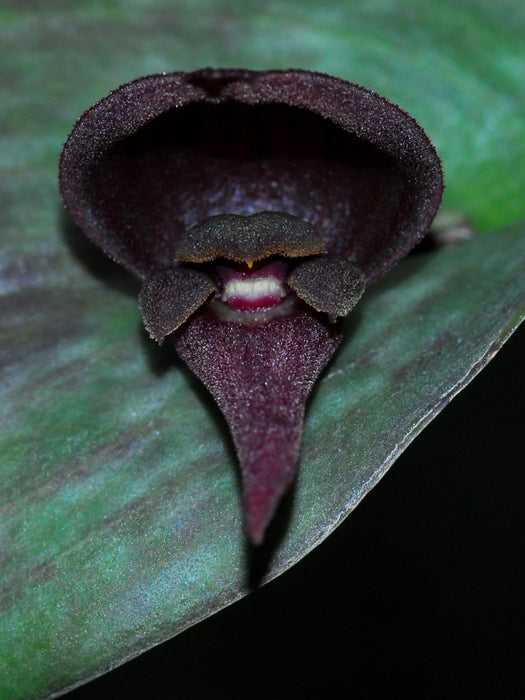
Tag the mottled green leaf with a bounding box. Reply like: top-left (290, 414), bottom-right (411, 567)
top-left (1, 222), bottom-right (524, 699)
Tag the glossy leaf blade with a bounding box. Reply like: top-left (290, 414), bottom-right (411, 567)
top-left (1, 221), bottom-right (524, 699)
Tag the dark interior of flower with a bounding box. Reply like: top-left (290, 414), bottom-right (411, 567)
top-left (64, 91), bottom-right (441, 284)
top-left (94, 103), bottom-right (394, 274)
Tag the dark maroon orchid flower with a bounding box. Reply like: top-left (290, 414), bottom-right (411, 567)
top-left (59, 68), bottom-right (443, 544)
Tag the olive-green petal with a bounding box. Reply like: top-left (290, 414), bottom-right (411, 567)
top-left (139, 267), bottom-right (217, 343)
top-left (176, 212), bottom-right (327, 264)
top-left (288, 257), bottom-right (365, 316)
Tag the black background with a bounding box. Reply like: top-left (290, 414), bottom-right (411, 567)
top-left (69, 321), bottom-right (524, 699)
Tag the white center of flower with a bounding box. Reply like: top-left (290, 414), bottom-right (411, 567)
top-left (222, 277), bottom-right (286, 304)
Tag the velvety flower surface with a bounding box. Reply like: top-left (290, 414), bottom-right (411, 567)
top-left (59, 68), bottom-right (443, 543)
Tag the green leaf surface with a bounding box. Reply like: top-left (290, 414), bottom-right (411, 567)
top-left (1, 1), bottom-right (525, 698)
top-left (2, 223), bottom-right (524, 699)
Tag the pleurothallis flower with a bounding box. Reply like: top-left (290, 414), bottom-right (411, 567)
top-left (59, 68), bottom-right (443, 544)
